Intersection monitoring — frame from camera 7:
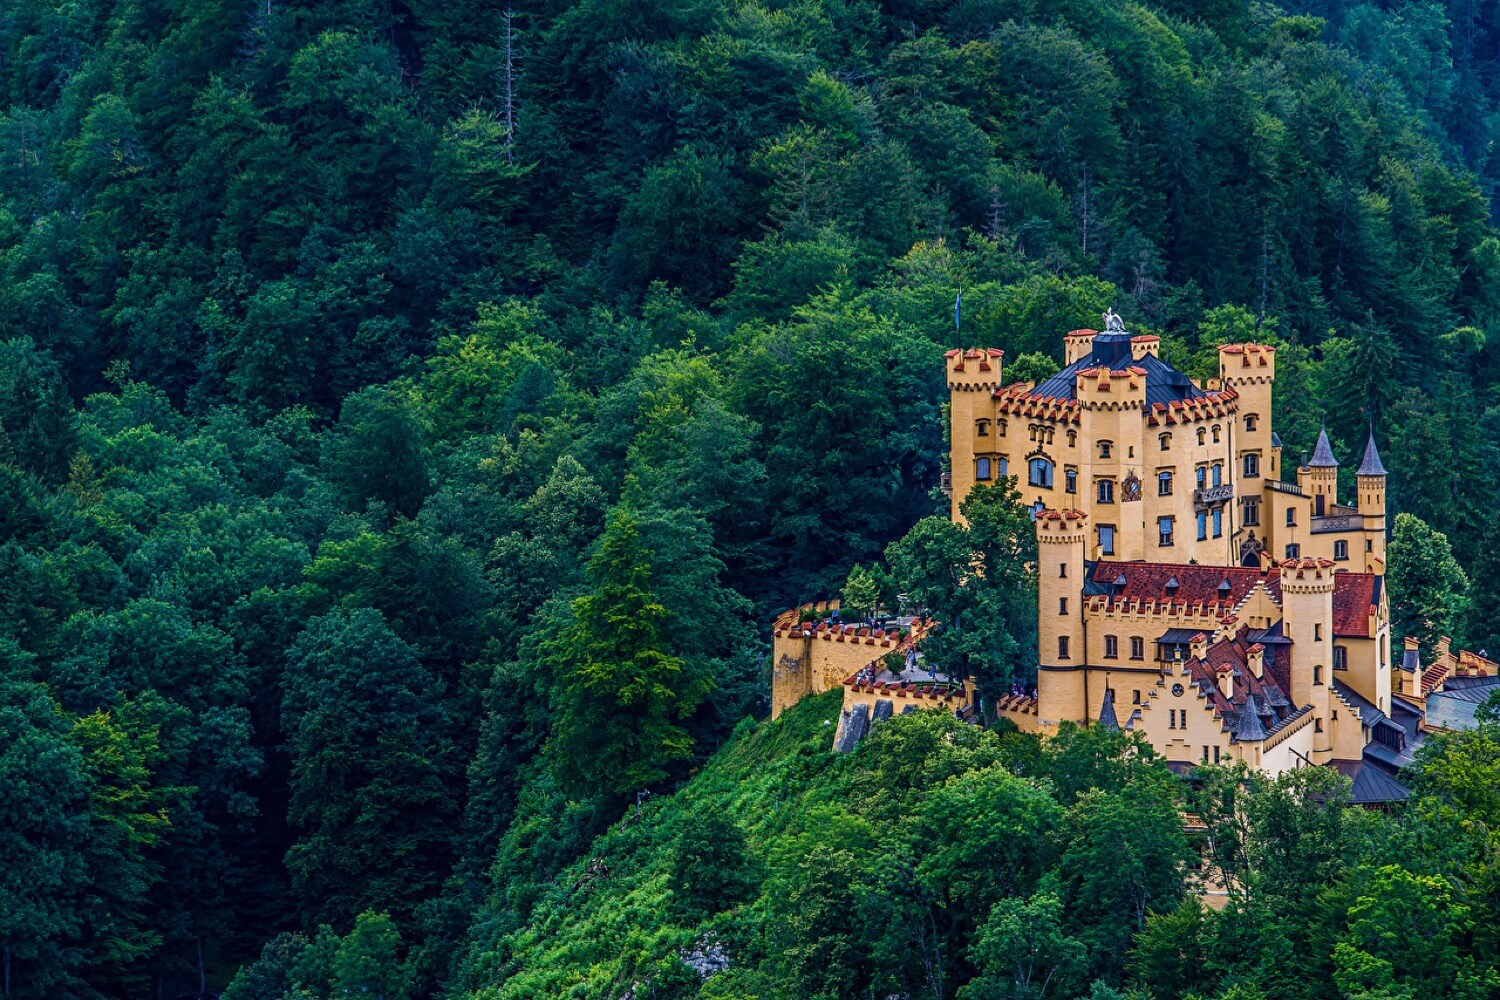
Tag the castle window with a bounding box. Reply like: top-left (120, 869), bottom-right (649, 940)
top-left (1065, 468), bottom-right (1077, 494)
top-left (1060, 598), bottom-right (1068, 615)
top-left (1197, 512), bottom-right (1208, 541)
top-left (1058, 636), bottom-right (1070, 659)
top-left (1159, 516), bottom-right (1175, 547)
top-left (1314, 665), bottom-right (1323, 684)
top-left (1286, 508), bottom-right (1296, 527)
top-left (1098, 525), bottom-right (1116, 555)
top-left (1334, 540), bottom-right (1348, 561)
top-left (1197, 428), bottom-right (1206, 446)
top-left (1314, 623), bottom-right (1322, 642)
top-left (976, 419), bottom-right (989, 436)
top-left (1028, 458), bottom-right (1054, 488)
top-left (1060, 563), bottom-right (1067, 578)
top-left (1245, 414), bottom-right (1258, 432)
top-left (1334, 646), bottom-right (1348, 671)
top-left (1097, 479), bottom-right (1115, 504)
top-left (998, 419), bottom-right (1007, 436)
top-left (1105, 635), bottom-right (1119, 659)
top-left (1243, 453), bottom-right (1260, 477)
top-left (1099, 441), bottom-right (1113, 459)
top-left (1160, 433), bottom-right (1171, 451)
top-left (1132, 688), bottom-right (1141, 703)
top-left (999, 458), bottom-right (1009, 477)
top-left (1314, 719), bottom-right (1323, 734)
top-left (976, 458), bottom-right (992, 481)
top-left (1212, 424), bottom-right (1222, 443)
top-left (1366, 539), bottom-right (1373, 552)
top-left (1202, 746), bottom-right (1210, 763)
top-left (1196, 467), bottom-right (1207, 490)
top-left (1067, 429), bottom-right (1077, 447)
top-left (1158, 471), bottom-right (1173, 496)
top-left (1243, 499), bottom-right (1260, 526)
top-left (1212, 508), bottom-right (1223, 538)
top-left (1211, 464), bottom-right (1223, 487)
top-left (1131, 637), bottom-right (1145, 660)
top-left (1214, 745), bottom-right (1221, 763)
top-left (1285, 543), bottom-right (1300, 558)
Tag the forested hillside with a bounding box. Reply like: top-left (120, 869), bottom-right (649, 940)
top-left (1, 0), bottom-right (1499, 996)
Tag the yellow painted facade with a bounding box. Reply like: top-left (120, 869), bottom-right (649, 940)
top-left (769, 318), bottom-right (1478, 792)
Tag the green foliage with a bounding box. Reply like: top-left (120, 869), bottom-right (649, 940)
top-left (541, 507), bottom-right (713, 796)
top-left (1, 0), bottom-right (1500, 993)
top-left (1387, 512), bottom-right (1471, 655)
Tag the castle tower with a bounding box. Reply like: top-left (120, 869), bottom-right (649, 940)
top-left (1279, 557), bottom-right (1336, 762)
top-left (1063, 329), bottom-right (1098, 364)
top-left (946, 348), bottom-right (1005, 521)
top-left (1299, 424), bottom-right (1339, 516)
top-left (1356, 430), bottom-right (1387, 573)
top-left (1035, 509), bottom-right (1089, 728)
top-left (1219, 343), bottom-right (1277, 533)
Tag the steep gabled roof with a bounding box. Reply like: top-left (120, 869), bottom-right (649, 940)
top-left (1309, 424), bottom-right (1339, 468)
top-left (1356, 432), bottom-right (1387, 477)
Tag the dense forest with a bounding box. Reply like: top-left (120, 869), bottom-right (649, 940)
top-left (1, 0), bottom-right (1500, 996)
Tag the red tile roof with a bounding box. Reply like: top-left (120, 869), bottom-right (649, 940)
top-left (1331, 573), bottom-right (1380, 638)
top-left (1087, 562), bottom-right (1380, 638)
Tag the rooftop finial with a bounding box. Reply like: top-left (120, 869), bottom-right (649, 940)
top-left (1102, 308), bottom-right (1126, 333)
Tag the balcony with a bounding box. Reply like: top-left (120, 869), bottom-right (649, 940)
top-left (1193, 484), bottom-right (1234, 507)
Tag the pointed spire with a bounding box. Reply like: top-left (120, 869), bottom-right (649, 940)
top-left (1309, 423), bottom-right (1339, 468)
top-left (1357, 429), bottom-right (1387, 477)
top-left (1098, 687), bottom-right (1120, 732)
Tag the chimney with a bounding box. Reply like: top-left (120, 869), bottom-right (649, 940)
top-left (1218, 665), bottom-right (1234, 700)
top-left (1402, 636), bottom-right (1422, 699)
top-left (1190, 632), bottom-right (1209, 661)
top-left (1247, 643), bottom-right (1265, 679)
top-left (1437, 635), bottom-right (1452, 659)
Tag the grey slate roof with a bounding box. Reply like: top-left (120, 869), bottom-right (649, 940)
top-left (1330, 759), bottom-right (1411, 804)
top-left (1027, 330), bottom-right (1210, 407)
top-left (1098, 688), bottom-right (1120, 731)
top-left (1356, 432), bottom-right (1387, 477)
top-left (1309, 424), bottom-right (1339, 467)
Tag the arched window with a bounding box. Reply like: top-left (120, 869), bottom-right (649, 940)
top-left (1158, 471), bottom-right (1173, 496)
top-left (1159, 433), bottom-right (1172, 451)
top-left (1212, 424), bottom-right (1222, 443)
top-left (997, 419), bottom-right (1007, 436)
top-left (1211, 464), bottom-right (1223, 487)
top-left (1066, 429), bottom-right (1077, 447)
top-left (1065, 468), bottom-right (1078, 494)
top-left (1196, 467), bottom-right (1207, 490)
top-left (1028, 457), bottom-right (1054, 488)
top-left (1197, 427), bottom-right (1206, 445)
top-left (1245, 414), bottom-right (1258, 432)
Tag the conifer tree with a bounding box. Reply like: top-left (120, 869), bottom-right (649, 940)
top-left (542, 507), bottom-right (711, 796)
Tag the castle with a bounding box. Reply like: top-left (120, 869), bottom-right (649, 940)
top-left (770, 313), bottom-right (1497, 800)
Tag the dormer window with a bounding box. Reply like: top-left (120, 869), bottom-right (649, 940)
top-left (1217, 579), bottom-right (1232, 601)
top-left (1165, 576), bottom-right (1180, 596)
